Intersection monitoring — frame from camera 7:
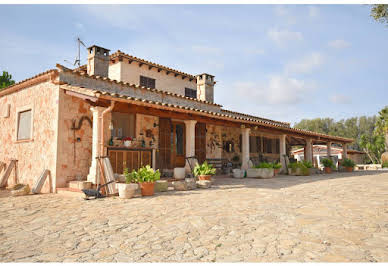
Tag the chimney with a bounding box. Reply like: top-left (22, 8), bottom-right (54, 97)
top-left (196, 73), bottom-right (215, 103)
top-left (87, 45), bottom-right (110, 77)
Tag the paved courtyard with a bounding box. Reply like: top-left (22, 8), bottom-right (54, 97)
top-left (0, 171), bottom-right (387, 262)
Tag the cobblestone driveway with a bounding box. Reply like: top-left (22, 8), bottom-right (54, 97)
top-left (1, 171), bottom-right (387, 262)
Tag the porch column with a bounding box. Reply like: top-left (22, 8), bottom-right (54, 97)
top-left (87, 106), bottom-right (104, 184)
top-left (184, 120), bottom-right (197, 173)
top-left (343, 143), bottom-right (348, 159)
top-left (279, 134), bottom-right (287, 173)
top-left (241, 127), bottom-right (251, 170)
top-left (327, 141), bottom-right (332, 158)
top-left (305, 138), bottom-right (313, 163)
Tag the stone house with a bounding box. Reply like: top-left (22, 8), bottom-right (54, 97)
top-left (0, 45), bottom-right (353, 192)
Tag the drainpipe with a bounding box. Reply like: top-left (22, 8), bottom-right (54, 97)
top-left (100, 101), bottom-right (115, 157)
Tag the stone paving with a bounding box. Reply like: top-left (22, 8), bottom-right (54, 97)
top-left (0, 171), bottom-right (387, 262)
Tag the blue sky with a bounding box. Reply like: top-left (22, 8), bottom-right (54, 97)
top-left (0, 4), bottom-right (387, 124)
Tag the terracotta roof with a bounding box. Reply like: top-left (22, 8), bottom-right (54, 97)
top-left (221, 109), bottom-right (290, 128)
top-left (110, 50), bottom-right (197, 81)
top-left (0, 69), bottom-right (57, 97)
top-left (57, 64), bottom-right (221, 107)
top-left (60, 83), bottom-right (353, 144)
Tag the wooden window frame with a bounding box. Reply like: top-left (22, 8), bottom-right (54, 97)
top-left (185, 87), bottom-right (197, 98)
top-left (15, 105), bottom-right (34, 143)
top-left (140, 75), bottom-right (156, 89)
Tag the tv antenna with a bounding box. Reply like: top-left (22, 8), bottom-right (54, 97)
top-left (64, 37), bottom-right (87, 67)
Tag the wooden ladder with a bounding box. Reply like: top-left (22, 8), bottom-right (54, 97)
top-left (32, 169), bottom-right (52, 194)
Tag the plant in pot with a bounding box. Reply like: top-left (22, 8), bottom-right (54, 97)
top-left (342, 158), bottom-right (356, 172)
top-left (117, 168), bottom-right (140, 199)
top-left (271, 162), bottom-right (282, 176)
top-left (288, 161), bottom-right (311, 176)
top-left (194, 161), bottom-right (216, 181)
top-left (250, 162), bottom-right (274, 178)
top-left (130, 165), bottom-right (160, 196)
top-left (321, 158), bottom-right (335, 174)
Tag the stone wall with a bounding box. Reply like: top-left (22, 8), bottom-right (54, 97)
top-left (135, 114), bottom-right (159, 149)
top-left (108, 61), bottom-right (197, 96)
top-left (56, 91), bottom-right (93, 187)
top-left (206, 124), bottom-right (222, 159)
top-left (0, 81), bottom-right (59, 193)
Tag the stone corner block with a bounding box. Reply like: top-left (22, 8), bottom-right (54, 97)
top-left (155, 180), bottom-right (169, 192)
top-left (185, 178), bottom-right (196, 190)
top-left (172, 180), bottom-right (188, 191)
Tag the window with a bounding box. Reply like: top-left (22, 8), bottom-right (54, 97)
top-left (17, 109), bottom-right (32, 140)
top-left (140, 75), bottom-right (156, 89)
top-left (263, 137), bottom-right (273, 154)
top-left (111, 112), bottom-right (135, 138)
top-left (185, 88), bottom-right (197, 98)
top-left (250, 136), bottom-right (262, 153)
top-left (275, 139), bottom-right (280, 154)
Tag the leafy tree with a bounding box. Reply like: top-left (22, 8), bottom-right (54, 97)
top-left (374, 106), bottom-right (388, 150)
top-left (0, 71), bottom-right (15, 90)
top-left (359, 134), bottom-right (385, 163)
top-left (371, 4), bottom-right (388, 25)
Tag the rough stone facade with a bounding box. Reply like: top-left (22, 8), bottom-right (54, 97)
top-left (135, 114), bottom-right (159, 149)
top-left (56, 91), bottom-right (93, 187)
top-left (0, 81), bottom-right (59, 193)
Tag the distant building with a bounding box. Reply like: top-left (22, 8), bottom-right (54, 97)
top-left (291, 145), bottom-right (366, 168)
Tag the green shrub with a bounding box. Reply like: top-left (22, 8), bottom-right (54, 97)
top-left (271, 162), bottom-right (282, 169)
top-left (194, 161), bottom-right (216, 176)
top-left (125, 165), bottom-right (160, 183)
top-left (254, 162), bottom-right (273, 169)
top-left (321, 158), bottom-right (335, 169)
top-left (302, 160), bottom-right (313, 168)
top-left (288, 161), bottom-right (309, 175)
top-left (342, 158), bottom-right (356, 168)
top-left (382, 161), bottom-right (388, 168)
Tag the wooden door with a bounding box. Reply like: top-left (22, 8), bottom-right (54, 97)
top-left (158, 118), bottom-right (172, 170)
top-left (195, 122), bottom-right (206, 164)
top-left (172, 122), bottom-right (186, 167)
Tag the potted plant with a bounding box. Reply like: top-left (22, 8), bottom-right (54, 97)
top-left (248, 162), bottom-right (274, 178)
top-left (288, 161), bottom-right (312, 176)
top-left (130, 165), bottom-right (160, 196)
top-left (116, 168), bottom-right (140, 199)
top-left (272, 162), bottom-right (282, 176)
top-left (194, 161), bottom-right (216, 181)
top-left (342, 158), bottom-right (356, 172)
top-left (321, 158), bottom-right (335, 174)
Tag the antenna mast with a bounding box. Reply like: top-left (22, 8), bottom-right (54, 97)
top-left (76, 37), bottom-right (86, 67)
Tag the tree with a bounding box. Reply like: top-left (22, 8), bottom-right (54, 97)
top-left (374, 106), bottom-right (388, 150)
top-left (371, 4), bottom-right (388, 25)
top-left (0, 71), bottom-right (15, 90)
top-left (359, 134), bottom-right (385, 164)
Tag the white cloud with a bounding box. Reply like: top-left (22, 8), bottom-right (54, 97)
top-left (308, 6), bottom-right (319, 18)
top-left (267, 28), bottom-right (303, 46)
top-left (328, 39), bottom-right (351, 49)
top-left (233, 75), bottom-right (315, 105)
top-left (329, 94), bottom-right (352, 104)
top-left (285, 52), bottom-right (325, 74)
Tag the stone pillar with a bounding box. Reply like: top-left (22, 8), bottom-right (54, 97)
top-left (184, 120), bottom-right (197, 173)
top-left (87, 106), bottom-right (104, 184)
top-left (305, 138), bottom-right (313, 163)
top-left (241, 128), bottom-right (251, 170)
top-left (343, 143), bottom-right (348, 159)
top-left (327, 142), bottom-right (332, 158)
top-left (279, 134), bottom-right (287, 173)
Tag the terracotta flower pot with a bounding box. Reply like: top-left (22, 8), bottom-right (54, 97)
top-left (198, 175), bottom-right (212, 181)
top-left (324, 167), bottom-right (332, 174)
top-left (345, 166), bottom-right (354, 172)
top-left (274, 169), bottom-right (280, 176)
top-left (139, 182), bottom-right (155, 196)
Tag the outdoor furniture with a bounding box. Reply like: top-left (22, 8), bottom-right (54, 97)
top-left (206, 158), bottom-right (232, 175)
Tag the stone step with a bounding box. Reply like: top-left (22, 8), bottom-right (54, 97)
top-left (68, 180), bottom-right (92, 190)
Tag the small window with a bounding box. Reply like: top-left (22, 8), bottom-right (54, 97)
top-left (185, 88), bottom-right (197, 98)
top-left (263, 137), bottom-right (273, 154)
top-left (17, 109), bottom-right (32, 140)
top-left (140, 75), bottom-right (156, 89)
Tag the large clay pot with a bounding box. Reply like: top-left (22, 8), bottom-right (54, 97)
top-left (198, 175), bottom-right (212, 181)
top-left (324, 167), bottom-right (332, 174)
top-left (117, 183), bottom-right (138, 199)
top-left (345, 166), bottom-right (354, 172)
top-left (140, 182), bottom-right (155, 196)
